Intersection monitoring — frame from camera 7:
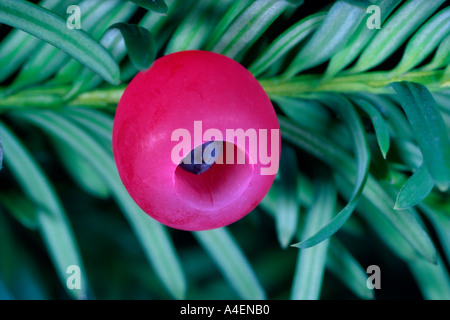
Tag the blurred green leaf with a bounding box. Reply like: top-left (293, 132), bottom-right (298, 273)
top-left (365, 180), bottom-right (437, 263)
top-left (390, 138), bottom-right (423, 171)
top-left (57, 108), bottom-right (113, 197)
top-left (204, 0), bottom-right (251, 51)
top-left (334, 173), bottom-right (434, 263)
top-left (395, 164), bottom-right (434, 210)
top-left (52, 138), bottom-right (110, 199)
top-left (0, 279), bottom-right (13, 300)
top-left (420, 202), bottom-right (450, 265)
top-left (65, 1), bottom-right (138, 98)
top-left (0, 136), bottom-right (3, 171)
top-left (273, 96), bottom-right (331, 135)
top-left (0, 209), bottom-right (17, 290)
top-left (0, 213), bottom-right (51, 300)
top-left (0, 0), bottom-right (67, 83)
top-left (351, 92), bottom-right (413, 140)
top-left (249, 12), bottom-right (325, 77)
top-left (276, 144), bottom-right (300, 248)
top-left (64, 2), bottom-right (138, 98)
top-left (64, 32), bottom-right (123, 97)
top-left (50, 1), bottom-right (138, 86)
top-left (422, 34), bottom-right (450, 71)
top-left (280, 116), bottom-right (437, 263)
top-left (443, 64), bottom-right (450, 85)
top-left (392, 7), bottom-right (450, 76)
top-left (327, 238), bottom-right (374, 300)
top-left (350, 0), bottom-right (445, 73)
top-left (283, 0), bottom-right (366, 77)
top-left (352, 97), bottom-right (390, 158)
top-left (325, 0), bottom-right (401, 80)
top-left (0, 30), bottom-right (41, 84)
top-left (63, 108), bottom-right (113, 148)
top-left (365, 134), bottom-right (390, 181)
top-left (15, 111), bottom-right (187, 300)
top-left (340, 0), bottom-right (373, 9)
top-left (391, 82), bottom-right (450, 191)
top-left (259, 182), bottom-right (278, 218)
top-left (194, 228), bottom-right (266, 300)
top-left (130, 0), bottom-right (168, 14)
top-left (292, 95), bottom-right (370, 248)
top-left (409, 254), bottom-right (450, 300)
top-left (291, 173), bottom-right (335, 300)
top-left (433, 91), bottom-right (450, 115)
top-left (8, 250), bottom-right (51, 300)
top-left (164, 1), bottom-right (216, 54)
top-left (109, 23), bottom-right (156, 70)
top-left (0, 122), bottom-right (87, 299)
top-left (0, 0), bottom-right (120, 84)
top-left (10, 0), bottom-right (109, 90)
top-left (285, 0), bottom-right (304, 5)
top-left (212, 0), bottom-right (293, 59)
top-left (0, 192), bottom-right (38, 230)
top-left (11, 42), bottom-right (70, 90)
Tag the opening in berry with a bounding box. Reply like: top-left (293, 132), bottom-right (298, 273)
top-left (173, 142), bottom-right (254, 210)
top-left (178, 141), bottom-right (223, 175)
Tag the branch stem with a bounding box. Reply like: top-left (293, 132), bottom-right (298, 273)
top-left (0, 70), bottom-right (445, 111)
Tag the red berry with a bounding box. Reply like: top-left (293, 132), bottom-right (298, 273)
top-left (113, 50), bottom-right (280, 231)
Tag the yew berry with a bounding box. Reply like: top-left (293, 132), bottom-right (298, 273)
top-left (113, 50), bottom-right (280, 231)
